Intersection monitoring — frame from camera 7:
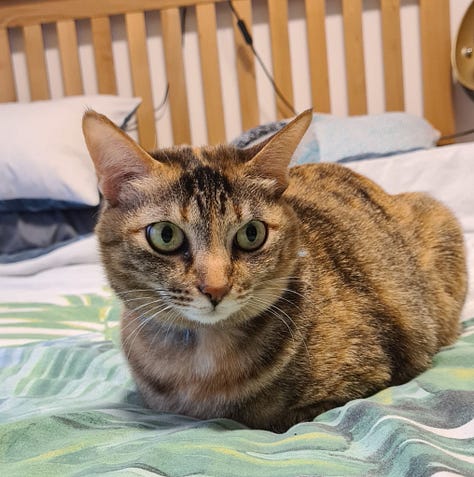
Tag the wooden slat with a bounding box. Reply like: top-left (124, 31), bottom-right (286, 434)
top-left (56, 19), bottom-right (83, 95)
top-left (380, 0), bottom-right (404, 111)
top-left (419, 0), bottom-right (454, 137)
top-left (125, 11), bottom-right (157, 150)
top-left (304, 0), bottom-right (330, 113)
top-left (161, 7), bottom-right (191, 145)
top-left (0, 27), bottom-right (16, 101)
top-left (0, 0), bottom-right (230, 28)
top-left (22, 24), bottom-right (49, 100)
top-left (196, 3), bottom-right (226, 144)
top-left (268, 0), bottom-right (294, 119)
top-left (232, 0), bottom-right (259, 131)
top-left (341, 0), bottom-right (367, 115)
top-left (91, 16), bottom-right (117, 94)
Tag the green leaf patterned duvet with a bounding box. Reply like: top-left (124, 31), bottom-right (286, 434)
top-left (1, 286), bottom-right (473, 477)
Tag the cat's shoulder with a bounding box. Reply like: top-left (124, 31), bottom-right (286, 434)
top-left (289, 162), bottom-right (360, 182)
top-left (287, 162), bottom-right (382, 195)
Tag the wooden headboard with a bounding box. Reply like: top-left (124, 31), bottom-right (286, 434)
top-left (0, 0), bottom-right (455, 150)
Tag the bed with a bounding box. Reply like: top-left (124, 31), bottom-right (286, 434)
top-left (1, 1), bottom-right (474, 475)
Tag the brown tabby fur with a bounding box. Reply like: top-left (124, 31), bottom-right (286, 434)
top-left (83, 109), bottom-right (467, 432)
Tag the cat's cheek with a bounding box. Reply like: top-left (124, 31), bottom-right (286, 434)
top-left (244, 246), bottom-right (297, 290)
top-left (241, 242), bottom-right (288, 274)
top-left (123, 239), bottom-right (186, 287)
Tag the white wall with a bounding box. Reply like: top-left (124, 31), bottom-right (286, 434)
top-left (8, 0), bottom-right (474, 145)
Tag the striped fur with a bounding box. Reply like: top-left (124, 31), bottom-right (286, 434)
top-left (83, 110), bottom-right (467, 432)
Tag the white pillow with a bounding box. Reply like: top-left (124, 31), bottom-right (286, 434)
top-left (0, 95), bottom-right (141, 209)
top-left (344, 143), bottom-right (474, 233)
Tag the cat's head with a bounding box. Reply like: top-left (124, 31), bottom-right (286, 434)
top-left (83, 110), bottom-right (312, 327)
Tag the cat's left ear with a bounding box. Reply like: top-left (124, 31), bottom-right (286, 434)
top-left (243, 109), bottom-right (312, 195)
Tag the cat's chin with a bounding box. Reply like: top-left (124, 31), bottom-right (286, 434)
top-left (180, 307), bottom-right (237, 326)
top-left (177, 300), bottom-right (249, 327)
top-left (177, 291), bottom-right (282, 327)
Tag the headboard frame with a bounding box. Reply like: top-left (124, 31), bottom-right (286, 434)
top-left (0, 0), bottom-right (455, 149)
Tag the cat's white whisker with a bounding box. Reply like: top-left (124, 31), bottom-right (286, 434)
top-left (250, 295), bottom-right (294, 334)
top-left (250, 294), bottom-right (311, 361)
top-left (119, 295), bottom-right (159, 305)
top-left (147, 306), bottom-right (179, 351)
top-left (121, 302), bottom-right (171, 334)
top-left (258, 291), bottom-right (303, 312)
top-left (263, 287), bottom-right (306, 300)
top-left (259, 276), bottom-right (310, 286)
top-left (255, 277), bottom-right (309, 299)
top-left (243, 299), bottom-right (306, 360)
top-left (123, 304), bottom-right (176, 359)
top-left (161, 310), bottom-right (183, 346)
top-left (258, 286), bottom-right (305, 307)
top-left (122, 315), bottom-right (156, 360)
top-left (125, 299), bottom-right (166, 316)
top-left (116, 289), bottom-right (164, 296)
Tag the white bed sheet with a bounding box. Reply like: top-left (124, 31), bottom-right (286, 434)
top-left (0, 236), bottom-right (107, 305)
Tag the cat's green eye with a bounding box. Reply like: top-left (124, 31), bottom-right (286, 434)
top-left (235, 220), bottom-right (267, 252)
top-left (146, 222), bottom-right (185, 254)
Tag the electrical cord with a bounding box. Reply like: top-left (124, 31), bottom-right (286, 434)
top-left (124, 84), bottom-right (170, 132)
top-left (126, 3), bottom-right (297, 133)
top-left (440, 128), bottom-right (474, 141)
top-left (180, 7), bottom-right (187, 47)
top-left (125, 3), bottom-right (471, 139)
top-left (227, 0), bottom-right (297, 117)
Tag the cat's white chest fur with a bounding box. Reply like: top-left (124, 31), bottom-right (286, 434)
top-left (131, 324), bottom-right (260, 417)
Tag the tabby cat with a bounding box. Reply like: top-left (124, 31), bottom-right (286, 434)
top-left (83, 109), bottom-right (467, 432)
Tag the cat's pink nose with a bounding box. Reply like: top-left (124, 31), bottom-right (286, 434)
top-left (198, 283), bottom-right (230, 307)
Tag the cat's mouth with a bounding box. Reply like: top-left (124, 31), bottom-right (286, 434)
top-left (176, 299), bottom-right (243, 325)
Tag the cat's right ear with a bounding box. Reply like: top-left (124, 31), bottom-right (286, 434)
top-left (82, 110), bottom-right (158, 206)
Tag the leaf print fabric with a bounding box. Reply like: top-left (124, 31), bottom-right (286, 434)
top-left (0, 293), bottom-right (473, 476)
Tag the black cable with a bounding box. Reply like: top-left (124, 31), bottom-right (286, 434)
top-left (440, 128), bottom-right (474, 141)
top-left (229, 0), bottom-right (474, 138)
top-left (124, 84), bottom-right (170, 133)
top-left (227, 0), bottom-right (297, 117)
top-left (180, 7), bottom-right (187, 48)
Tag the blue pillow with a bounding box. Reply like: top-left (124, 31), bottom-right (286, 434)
top-left (232, 112), bottom-right (440, 166)
top-left (312, 112), bottom-right (440, 164)
top-left (231, 120), bottom-right (289, 148)
top-left (232, 114), bottom-right (330, 163)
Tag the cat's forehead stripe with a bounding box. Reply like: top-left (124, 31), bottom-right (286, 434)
top-left (178, 166), bottom-right (233, 204)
